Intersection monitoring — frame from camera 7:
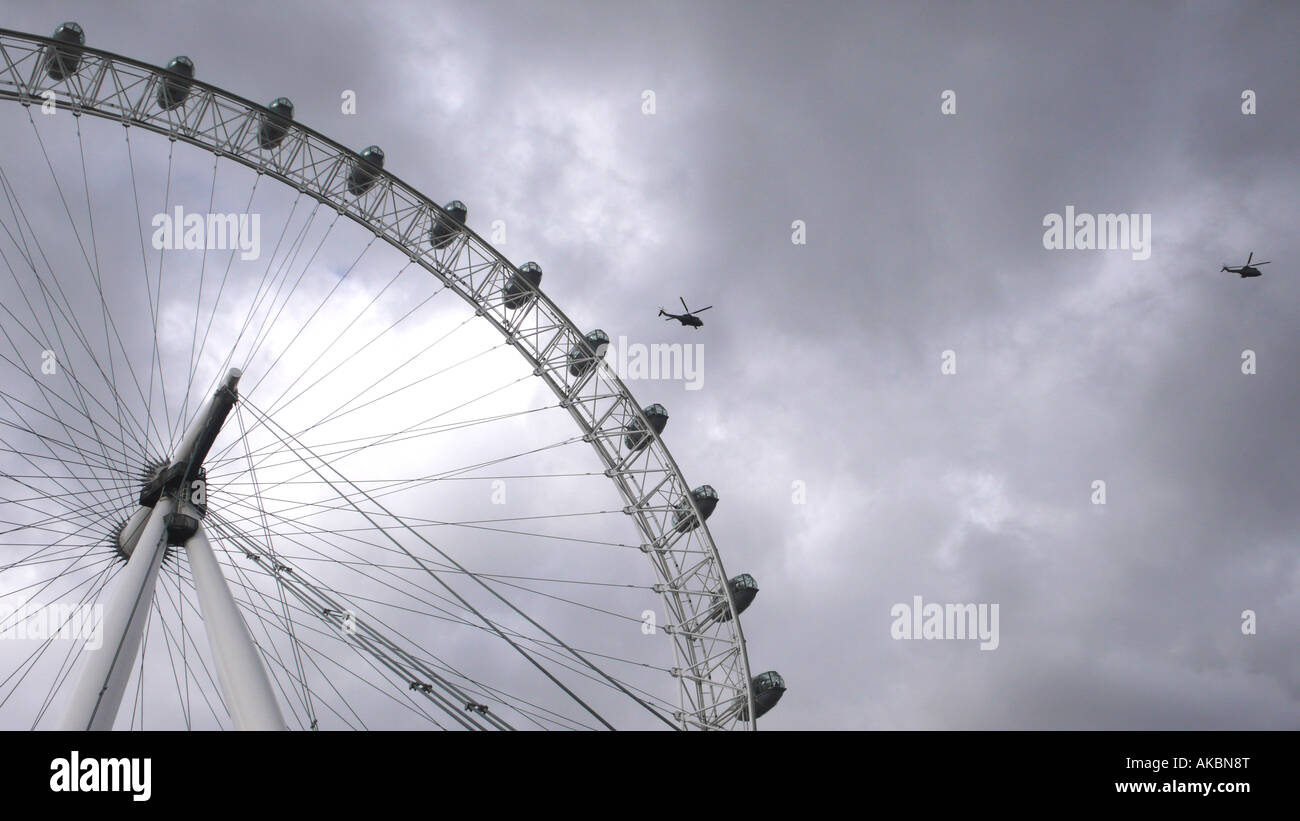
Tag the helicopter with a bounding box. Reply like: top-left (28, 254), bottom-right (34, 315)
top-left (1221, 252), bottom-right (1271, 278)
top-left (658, 297), bottom-right (713, 329)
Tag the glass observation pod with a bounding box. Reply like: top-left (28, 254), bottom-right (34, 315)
top-left (720, 573), bottom-right (758, 621)
top-left (430, 200), bottom-right (468, 249)
top-left (698, 573), bottom-right (759, 627)
top-left (739, 671), bottom-right (786, 721)
top-left (672, 484), bottom-right (718, 533)
top-left (346, 145), bottom-right (385, 196)
top-left (502, 261), bottom-right (543, 310)
top-left (44, 22), bottom-right (85, 81)
top-left (567, 329), bottom-right (610, 377)
top-left (258, 98), bottom-right (295, 150)
top-left (624, 404), bottom-right (668, 452)
top-left (156, 56), bottom-right (195, 111)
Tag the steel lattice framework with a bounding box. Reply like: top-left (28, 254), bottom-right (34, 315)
top-left (0, 28), bottom-right (754, 729)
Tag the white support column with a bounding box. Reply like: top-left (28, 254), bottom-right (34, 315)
top-left (61, 366), bottom-right (251, 730)
top-left (184, 524), bottom-right (286, 730)
top-left (60, 498), bottom-right (174, 730)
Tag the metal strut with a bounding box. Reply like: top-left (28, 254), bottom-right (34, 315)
top-left (61, 369), bottom-right (283, 730)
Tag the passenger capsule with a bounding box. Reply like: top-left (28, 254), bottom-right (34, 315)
top-left (740, 671), bottom-right (786, 721)
top-left (624, 404), bottom-right (668, 452)
top-left (156, 56), bottom-right (195, 111)
top-left (720, 573), bottom-right (758, 621)
top-left (346, 146), bottom-right (385, 196)
top-left (672, 484), bottom-right (718, 533)
top-left (257, 97), bottom-right (295, 150)
top-left (430, 200), bottom-right (468, 249)
top-left (567, 329), bottom-right (610, 377)
top-left (502, 261), bottom-right (543, 310)
top-left (44, 22), bottom-right (85, 81)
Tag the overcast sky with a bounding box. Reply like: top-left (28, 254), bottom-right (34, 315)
top-left (2, 0), bottom-right (1297, 729)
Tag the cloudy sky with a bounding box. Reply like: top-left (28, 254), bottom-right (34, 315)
top-left (2, 0), bottom-right (1297, 729)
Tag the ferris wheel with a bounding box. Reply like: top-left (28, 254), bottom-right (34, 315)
top-left (0, 22), bottom-right (786, 729)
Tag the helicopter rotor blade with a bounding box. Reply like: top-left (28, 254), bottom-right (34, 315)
top-left (679, 297), bottom-right (689, 312)
top-left (1254, 261), bottom-right (1271, 266)
top-left (693, 306), bottom-right (714, 313)
top-left (1246, 252), bottom-right (1253, 265)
